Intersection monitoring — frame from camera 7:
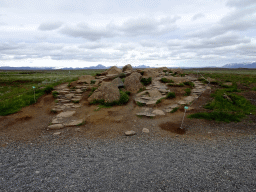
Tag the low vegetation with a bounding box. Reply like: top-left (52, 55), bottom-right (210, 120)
top-left (166, 92), bottom-right (176, 99)
top-left (140, 77), bottom-right (152, 86)
top-left (0, 69), bottom-right (104, 116)
top-left (188, 87), bottom-right (256, 122)
top-left (170, 107), bottom-right (179, 113)
top-left (160, 78), bottom-right (174, 83)
top-left (184, 88), bottom-right (191, 96)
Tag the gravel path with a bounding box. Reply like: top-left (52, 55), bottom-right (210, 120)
top-left (1, 133), bottom-right (256, 191)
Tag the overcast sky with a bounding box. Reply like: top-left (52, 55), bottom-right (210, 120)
top-left (1, 0), bottom-right (256, 68)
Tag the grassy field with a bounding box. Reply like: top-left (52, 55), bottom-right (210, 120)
top-left (185, 68), bottom-right (256, 122)
top-left (0, 70), bottom-right (104, 116)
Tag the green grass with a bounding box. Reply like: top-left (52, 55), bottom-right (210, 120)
top-left (140, 77), bottom-right (152, 86)
top-left (76, 120), bottom-right (86, 126)
top-left (156, 98), bottom-right (163, 104)
top-left (184, 88), bottom-right (191, 96)
top-left (184, 81), bottom-right (195, 87)
top-left (188, 87), bottom-right (256, 122)
top-left (170, 107), bottom-right (179, 113)
top-left (136, 101), bottom-right (146, 107)
top-left (252, 87), bottom-right (256, 91)
top-left (90, 80), bottom-right (96, 84)
top-left (137, 87), bottom-right (146, 93)
top-left (0, 69), bottom-right (104, 116)
top-left (166, 92), bottom-right (176, 99)
top-left (160, 78), bottom-right (174, 83)
top-left (52, 91), bottom-right (59, 98)
top-left (94, 105), bottom-right (112, 111)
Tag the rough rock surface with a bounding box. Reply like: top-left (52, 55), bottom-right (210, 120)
top-left (111, 77), bottom-right (124, 88)
top-left (124, 72), bottom-right (143, 93)
top-left (107, 66), bottom-right (122, 75)
top-left (122, 64), bottom-right (133, 72)
top-left (77, 75), bottom-right (95, 84)
top-left (142, 68), bottom-right (159, 78)
top-left (88, 83), bottom-right (120, 103)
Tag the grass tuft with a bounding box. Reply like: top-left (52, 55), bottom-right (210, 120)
top-left (141, 77), bottom-right (152, 86)
top-left (166, 92), bottom-right (176, 99)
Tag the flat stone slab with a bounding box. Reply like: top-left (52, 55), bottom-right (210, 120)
top-left (72, 104), bottom-right (81, 108)
top-left (65, 93), bottom-right (75, 99)
top-left (64, 119), bottom-right (84, 127)
top-left (148, 89), bottom-right (162, 98)
top-left (56, 111), bottom-right (76, 118)
top-left (52, 118), bottom-right (62, 124)
top-left (75, 89), bottom-right (83, 93)
top-left (184, 96), bottom-right (195, 103)
top-left (125, 131), bottom-right (136, 136)
top-left (59, 91), bottom-right (69, 95)
top-left (48, 124), bottom-right (64, 130)
top-left (178, 100), bottom-right (187, 105)
top-left (152, 109), bottom-right (165, 116)
top-left (165, 104), bottom-right (179, 109)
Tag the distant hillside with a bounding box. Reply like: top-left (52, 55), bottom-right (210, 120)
top-left (0, 64), bottom-right (151, 70)
top-left (222, 62), bottom-right (256, 68)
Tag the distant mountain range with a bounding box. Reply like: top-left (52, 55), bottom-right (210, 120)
top-left (1, 62), bottom-right (256, 70)
top-left (0, 64), bottom-right (151, 70)
top-left (222, 62), bottom-right (256, 68)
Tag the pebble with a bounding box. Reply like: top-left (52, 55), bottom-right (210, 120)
top-left (53, 132), bottom-right (61, 135)
top-left (142, 128), bottom-right (149, 133)
top-left (125, 131), bottom-right (136, 136)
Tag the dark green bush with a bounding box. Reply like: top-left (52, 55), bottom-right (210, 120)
top-left (44, 85), bottom-right (54, 94)
top-left (160, 78), bottom-right (174, 83)
top-left (184, 82), bottom-right (195, 87)
top-left (166, 92), bottom-right (176, 99)
top-left (184, 88), bottom-right (191, 96)
top-left (52, 91), bottom-right (59, 98)
top-left (141, 77), bottom-right (152, 86)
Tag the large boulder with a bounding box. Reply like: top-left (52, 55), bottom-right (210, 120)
top-left (171, 68), bottom-right (183, 74)
top-left (77, 75), bottom-right (95, 84)
top-left (107, 66), bottom-right (122, 75)
top-left (124, 72), bottom-right (143, 93)
top-left (111, 77), bottom-right (124, 88)
top-left (122, 64), bottom-right (133, 72)
top-left (142, 68), bottom-right (159, 78)
top-left (88, 83), bottom-right (120, 103)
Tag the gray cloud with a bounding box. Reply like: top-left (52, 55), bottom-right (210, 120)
top-left (191, 13), bottom-right (205, 21)
top-left (38, 21), bottom-right (63, 31)
top-left (59, 16), bottom-right (180, 41)
top-left (226, 0), bottom-right (256, 8)
top-left (59, 22), bottom-right (115, 41)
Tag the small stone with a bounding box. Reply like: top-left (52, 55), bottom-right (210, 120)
top-left (75, 128), bottom-right (81, 132)
top-left (53, 132), bottom-right (61, 135)
top-left (125, 131), bottom-right (136, 136)
top-left (142, 128), bottom-right (149, 133)
top-left (48, 124), bottom-right (64, 130)
top-left (35, 171), bottom-right (40, 174)
top-left (64, 119), bottom-right (84, 127)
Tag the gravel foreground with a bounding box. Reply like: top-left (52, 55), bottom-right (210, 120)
top-left (1, 133), bottom-right (256, 192)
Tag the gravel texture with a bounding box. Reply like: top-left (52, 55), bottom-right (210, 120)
top-left (1, 133), bottom-right (256, 191)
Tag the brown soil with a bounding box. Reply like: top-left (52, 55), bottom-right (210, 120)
top-left (1, 81), bottom-right (256, 146)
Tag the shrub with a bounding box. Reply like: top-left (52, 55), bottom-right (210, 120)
top-left (180, 74), bottom-right (186, 77)
top-left (166, 92), bottom-right (176, 99)
top-left (91, 80), bottom-right (96, 84)
top-left (141, 77), bottom-right (152, 86)
top-left (125, 91), bottom-right (131, 95)
top-left (178, 83), bottom-right (185, 87)
top-left (52, 91), bottom-right (59, 98)
top-left (160, 78), bottom-right (174, 83)
top-left (184, 81), bottom-right (195, 87)
top-left (44, 85), bottom-right (54, 94)
top-left (252, 87), bottom-right (256, 91)
top-left (163, 70), bottom-right (168, 72)
top-left (184, 88), bottom-right (191, 96)
top-left (188, 112), bottom-right (242, 123)
top-left (122, 78), bottom-right (125, 83)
